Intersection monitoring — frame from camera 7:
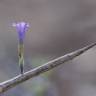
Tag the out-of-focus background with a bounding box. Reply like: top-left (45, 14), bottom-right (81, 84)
top-left (0, 0), bottom-right (96, 96)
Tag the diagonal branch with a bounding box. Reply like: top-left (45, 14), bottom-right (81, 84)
top-left (0, 42), bottom-right (96, 94)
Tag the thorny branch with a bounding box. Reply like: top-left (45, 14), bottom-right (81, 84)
top-left (0, 42), bottom-right (96, 94)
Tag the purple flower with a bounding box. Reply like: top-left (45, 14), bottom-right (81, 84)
top-left (12, 22), bottom-right (29, 43)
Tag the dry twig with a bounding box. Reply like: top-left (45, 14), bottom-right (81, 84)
top-left (0, 42), bottom-right (96, 94)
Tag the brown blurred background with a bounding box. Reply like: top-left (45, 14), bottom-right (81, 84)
top-left (0, 0), bottom-right (96, 96)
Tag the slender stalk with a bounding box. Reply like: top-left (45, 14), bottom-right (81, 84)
top-left (18, 42), bottom-right (24, 74)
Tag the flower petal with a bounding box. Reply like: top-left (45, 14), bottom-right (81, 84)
top-left (12, 22), bottom-right (29, 42)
